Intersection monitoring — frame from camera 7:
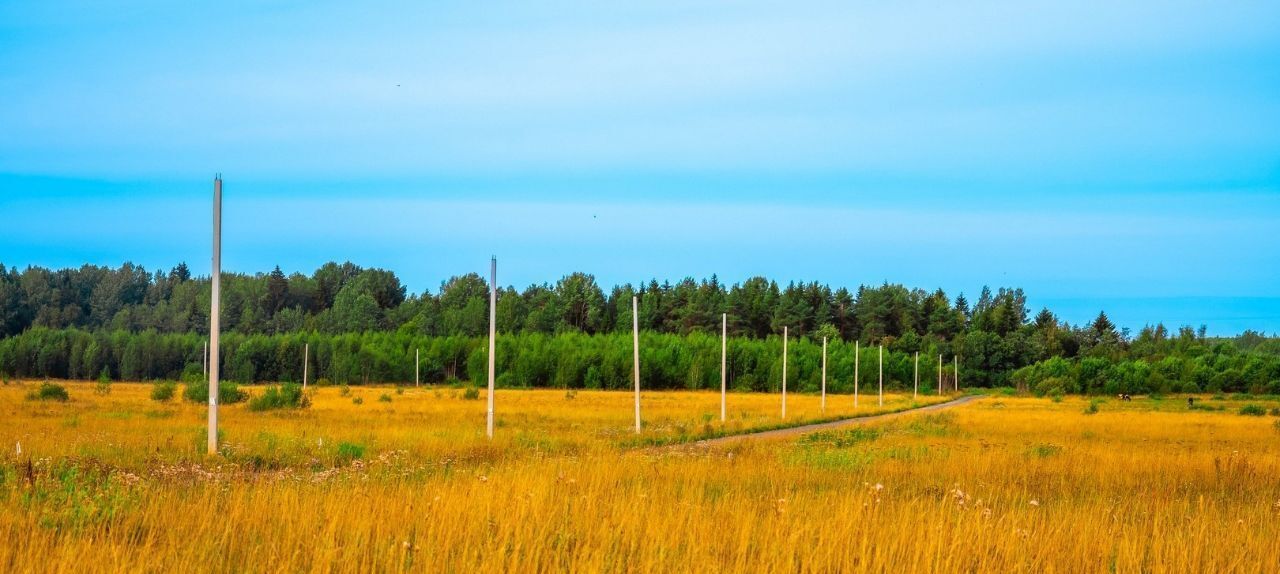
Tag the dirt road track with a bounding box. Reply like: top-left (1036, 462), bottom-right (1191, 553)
top-left (686, 394), bottom-right (986, 448)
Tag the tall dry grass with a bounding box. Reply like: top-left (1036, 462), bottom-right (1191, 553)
top-left (1, 382), bottom-right (1277, 572)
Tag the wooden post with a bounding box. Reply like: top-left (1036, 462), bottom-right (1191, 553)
top-left (720, 313), bottom-right (727, 423)
top-left (208, 176), bottom-right (222, 456)
top-left (781, 326), bottom-right (788, 420)
top-left (878, 344), bottom-right (884, 407)
top-left (632, 296), bottom-right (641, 433)
top-left (487, 257), bottom-right (497, 439)
top-left (821, 336), bottom-right (827, 414)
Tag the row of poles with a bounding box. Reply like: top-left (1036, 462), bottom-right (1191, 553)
top-left (204, 179), bottom-right (960, 453)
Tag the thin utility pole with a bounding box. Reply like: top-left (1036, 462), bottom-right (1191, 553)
top-left (202, 340), bottom-right (208, 382)
top-left (821, 336), bottom-right (827, 414)
top-left (878, 344), bottom-right (884, 407)
top-left (913, 351), bottom-right (919, 399)
top-left (415, 348), bottom-right (420, 387)
top-left (854, 340), bottom-right (860, 409)
top-left (954, 355), bottom-right (959, 392)
top-left (781, 327), bottom-right (789, 419)
top-left (302, 343), bottom-right (309, 390)
top-left (487, 257), bottom-right (497, 439)
top-left (720, 313), bottom-right (727, 423)
top-left (207, 176), bottom-right (222, 456)
top-left (938, 354), bottom-right (943, 395)
top-left (632, 296), bottom-right (641, 434)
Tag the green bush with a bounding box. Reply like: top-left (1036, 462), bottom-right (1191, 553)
top-left (352, 396), bottom-right (364, 405)
top-left (378, 393), bottom-right (393, 403)
top-left (1238, 404), bottom-right (1267, 416)
top-left (462, 387), bottom-right (480, 400)
top-left (183, 380), bottom-right (247, 404)
top-left (150, 381), bottom-right (177, 401)
top-left (339, 384), bottom-right (351, 397)
top-left (336, 442), bottom-right (365, 462)
top-left (94, 369), bottom-right (112, 395)
top-left (1034, 377), bottom-right (1067, 397)
top-left (315, 378), bottom-right (332, 387)
top-left (1083, 399), bottom-right (1100, 415)
top-left (27, 382), bottom-right (70, 402)
top-left (248, 383), bottom-right (309, 412)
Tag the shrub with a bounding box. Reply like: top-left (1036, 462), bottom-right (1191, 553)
top-left (339, 384), bottom-right (351, 397)
top-left (352, 396), bottom-right (364, 405)
top-left (248, 383), bottom-right (310, 412)
top-left (1238, 404), bottom-right (1267, 417)
top-left (95, 368), bottom-right (112, 395)
top-left (1269, 407), bottom-right (1280, 416)
top-left (1034, 377), bottom-right (1067, 398)
top-left (27, 382), bottom-right (70, 402)
top-left (1083, 400), bottom-right (1100, 415)
top-left (395, 386), bottom-right (405, 395)
top-left (336, 442), bottom-right (365, 462)
top-left (378, 393), bottom-right (393, 403)
top-left (315, 378), bottom-right (332, 387)
top-left (151, 381), bottom-right (177, 401)
top-left (183, 381), bottom-right (247, 404)
top-left (462, 387), bottom-right (480, 400)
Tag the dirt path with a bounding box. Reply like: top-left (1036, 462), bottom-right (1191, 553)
top-left (686, 394), bottom-right (986, 448)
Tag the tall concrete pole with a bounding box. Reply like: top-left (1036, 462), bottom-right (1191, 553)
top-left (202, 340), bottom-right (208, 381)
top-left (913, 351), bottom-right (919, 399)
top-left (938, 354), bottom-right (943, 395)
top-left (302, 343), bottom-right (309, 390)
top-left (208, 176), bottom-right (222, 456)
top-left (821, 336), bottom-right (827, 413)
top-left (854, 340), bottom-right (860, 409)
top-left (632, 295), bottom-right (641, 433)
top-left (781, 327), bottom-right (788, 420)
top-left (415, 348), bottom-right (420, 387)
top-left (878, 344), bottom-right (884, 407)
top-left (720, 313), bottom-right (727, 423)
top-left (487, 257), bottom-right (497, 439)
top-left (954, 355), bottom-right (959, 392)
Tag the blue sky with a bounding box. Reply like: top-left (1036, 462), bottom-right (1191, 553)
top-left (1, 1), bottom-right (1278, 334)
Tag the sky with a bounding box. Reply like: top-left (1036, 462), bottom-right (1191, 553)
top-left (1, 1), bottom-right (1278, 335)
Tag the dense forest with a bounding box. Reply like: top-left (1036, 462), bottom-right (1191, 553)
top-left (1, 261), bottom-right (1278, 394)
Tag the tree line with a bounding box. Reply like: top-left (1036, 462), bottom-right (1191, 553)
top-left (1, 261), bottom-right (1277, 393)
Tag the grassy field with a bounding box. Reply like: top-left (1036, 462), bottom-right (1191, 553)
top-left (1, 381), bottom-right (1278, 572)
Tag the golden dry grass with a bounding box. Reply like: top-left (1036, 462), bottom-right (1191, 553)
top-left (1, 381), bottom-right (1278, 573)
